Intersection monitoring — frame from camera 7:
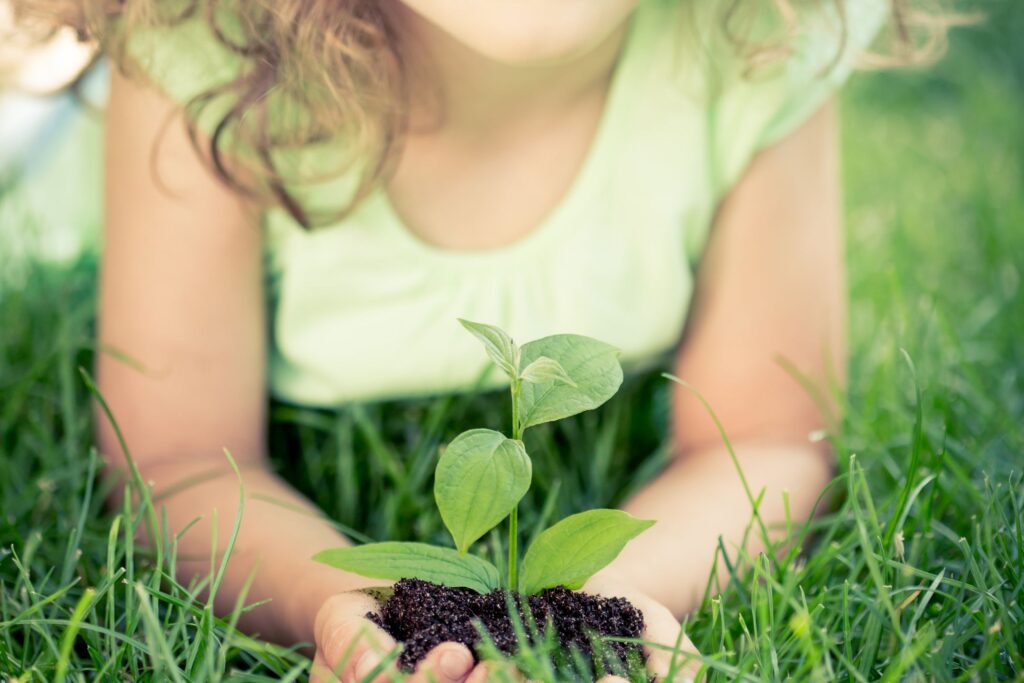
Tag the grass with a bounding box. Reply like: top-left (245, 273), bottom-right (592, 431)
top-left (2, 5), bottom-right (1023, 680)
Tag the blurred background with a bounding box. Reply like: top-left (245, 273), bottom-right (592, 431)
top-left (1, 1), bottom-right (105, 279)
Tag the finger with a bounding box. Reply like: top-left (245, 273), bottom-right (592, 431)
top-left (407, 642), bottom-right (475, 683)
top-left (464, 663), bottom-right (490, 683)
top-left (330, 618), bottom-right (397, 683)
top-left (464, 661), bottom-right (523, 683)
top-left (637, 598), bottom-right (701, 682)
top-left (596, 677), bottom-right (631, 683)
top-left (580, 578), bottom-right (701, 681)
top-left (316, 595), bottom-right (399, 683)
top-left (311, 650), bottom-right (338, 683)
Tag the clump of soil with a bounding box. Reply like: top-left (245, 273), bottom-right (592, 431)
top-left (367, 578), bottom-right (646, 673)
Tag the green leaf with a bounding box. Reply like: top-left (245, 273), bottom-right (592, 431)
top-left (518, 510), bottom-right (654, 595)
top-left (516, 334), bottom-right (623, 431)
top-left (313, 542), bottom-right (501, 594)
top-left (435, 429), bottom-right (532, 554)
top-left (458, 319), bottom-right (519, 380)
top-left (518, 356), bottom-right (577, 387)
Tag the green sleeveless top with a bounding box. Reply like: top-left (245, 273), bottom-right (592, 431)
top-left (127, 0), bottom-right (886, 405)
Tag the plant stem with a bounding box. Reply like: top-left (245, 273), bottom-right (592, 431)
top-left (508, 506), bottom-right (518, 590)
top-left (508, 379), bottom-right (523, 590)
top-left (511, 378), bottom-right (522, 440)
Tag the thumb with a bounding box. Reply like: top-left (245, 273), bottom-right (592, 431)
top-left (313, 592), bottom-right (399, 683)
top-left (635, 597), bottom-right (701, 682)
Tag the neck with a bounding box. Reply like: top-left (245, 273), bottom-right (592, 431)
top-left (390, 7), bottom-right (631, 136)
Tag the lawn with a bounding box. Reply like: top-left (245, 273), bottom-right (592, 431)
top-left (1, 3), bottom-right (1022, 680)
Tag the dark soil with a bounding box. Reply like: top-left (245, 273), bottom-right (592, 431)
top-left (367, 578), bottom-right (647, 674)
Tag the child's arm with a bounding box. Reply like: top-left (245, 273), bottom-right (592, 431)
top-left (596, 99), bottom-right (845, 617)
top-left (99, 72), bottom-right (440, 680)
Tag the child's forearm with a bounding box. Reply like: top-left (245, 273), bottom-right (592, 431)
top-left (124, 459), bottom-right (379, 646)
top-left (598, 441), bottom-right (834, 616)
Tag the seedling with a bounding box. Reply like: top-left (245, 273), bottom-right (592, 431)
top-left (314, 320), bottom-right (654, 596)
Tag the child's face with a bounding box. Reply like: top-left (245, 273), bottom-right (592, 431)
top-left (393, 0), bottom-right (642, 64)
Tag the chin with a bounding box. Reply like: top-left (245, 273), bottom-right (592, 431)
top-left (395, 0), bottom-right (641, 65)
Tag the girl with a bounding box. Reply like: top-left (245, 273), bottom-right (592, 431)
top-left (14, 0), bottom-right (948, 681)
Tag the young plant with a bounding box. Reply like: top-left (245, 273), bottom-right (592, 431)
top-left (314, 320), bottom-right (654, 595)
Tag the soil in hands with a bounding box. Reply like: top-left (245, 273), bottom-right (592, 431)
top-left (367, 578), bottom-right (647, 674)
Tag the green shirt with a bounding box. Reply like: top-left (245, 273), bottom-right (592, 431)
top-left (128, 0), bottom-right (885, 405)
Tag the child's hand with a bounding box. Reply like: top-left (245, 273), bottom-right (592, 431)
top-left (462, 663), bottom-right (654, 683)
top-left (583, 575), bottom-right (703, 682)
top-left (310, 582), bottom-right (701, 683)
top-left (311, 590), bottom-right (476, 683)
top-left (462, 577), bottom-right (704, 683)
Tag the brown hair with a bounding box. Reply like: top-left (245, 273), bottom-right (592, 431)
top-left (11, 0), bottom-right (966, 228)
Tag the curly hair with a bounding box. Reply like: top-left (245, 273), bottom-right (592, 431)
top-left (10, 0), bottom-right (966, 229)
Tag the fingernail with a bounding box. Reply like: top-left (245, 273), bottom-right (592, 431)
top-left (354, 650), bottom-right (381, 680)
top-left (439, 649), bottom-right (472, 679)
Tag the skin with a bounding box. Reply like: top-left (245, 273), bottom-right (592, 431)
top-left (388, 0), bottom-right (641, 65)
top-left (98, 1), bottom-right (844, 681)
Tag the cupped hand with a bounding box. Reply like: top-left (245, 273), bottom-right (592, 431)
top-left (466, 577), bottom-right (702, 683)
top-left (582, 575), bottom-right (703, 682)
top-left (311, 591), bottom-right (476, 683)
top-left (311, 582), bottom-right (701, 683)
top-left (463, 661), bottom-right (629, 683)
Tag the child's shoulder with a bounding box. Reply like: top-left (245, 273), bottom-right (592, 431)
top-left (664, 0), bottom-right (888, 195)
